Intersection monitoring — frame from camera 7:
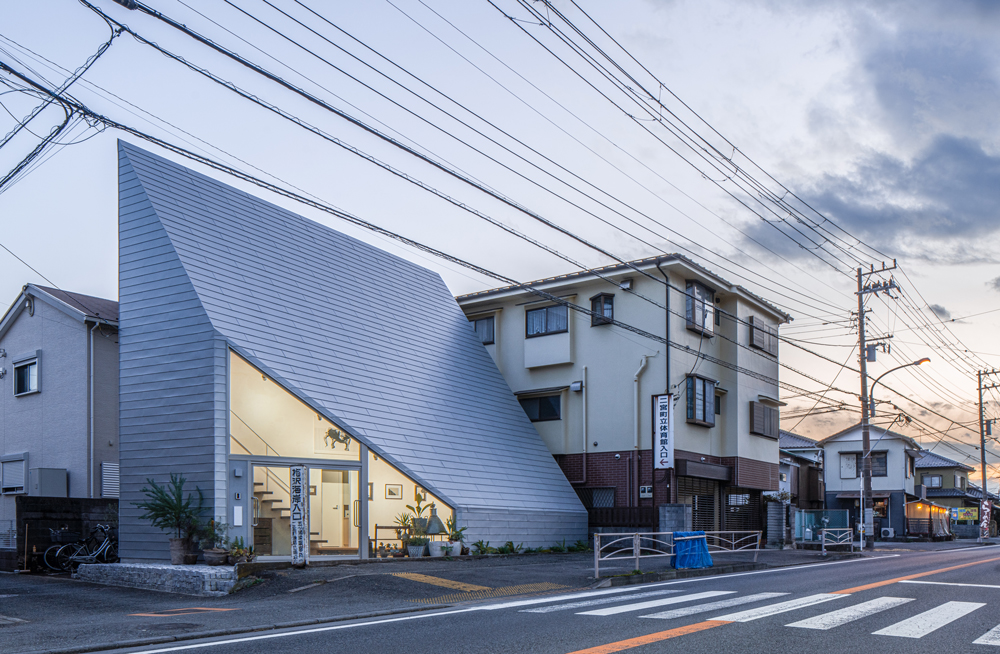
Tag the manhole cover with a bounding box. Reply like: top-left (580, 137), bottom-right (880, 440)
top-left (140, 623), bottom-right (201, 631)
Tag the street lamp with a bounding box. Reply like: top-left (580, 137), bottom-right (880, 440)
top-left (869, 358), bottom-right (931, 417)
top-left (860, 356), bottom-right (929, 550)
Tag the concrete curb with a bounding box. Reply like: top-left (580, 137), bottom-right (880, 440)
top-left (29, 604), bottom-right (452, 654)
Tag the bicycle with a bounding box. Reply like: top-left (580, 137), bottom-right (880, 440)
top-left (44, 525), bottom-right (118, 571)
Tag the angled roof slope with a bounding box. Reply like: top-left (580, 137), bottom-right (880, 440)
top-left (915, 451), bottom-right (974, 471)
top-left (779, 430), bottom-right (819, 449)
top-left (118, 142), bottom-right (584, 516)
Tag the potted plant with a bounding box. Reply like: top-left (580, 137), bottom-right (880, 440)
top-left (199, 520), bottom-right (230, 566)
top-left (135, 473), bottom-right (205, 565)
top-left (228, 536), bottom-right (256, 564)
top-left (407, 535), bottom-right (429, 558)
top-left (446, 515), bottom-right (467, 555)
top-left (406, 495), bottom-right (432, 535)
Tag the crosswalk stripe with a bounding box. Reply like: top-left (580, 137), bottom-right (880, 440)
top-left (786, 597), bottom-right (913, 630)
top-left (713, 593), bottom-right (846, 622)
top-left (873, 601), bottom-right (985, 638)
top-left (973, 623), bottom-right (1000, 646)
top-left (520, 590), bottom-right (681, 613)
top-left (578, 591), bottom-right (735, 617)
top-left (639, 593), bottom-right (789, 620)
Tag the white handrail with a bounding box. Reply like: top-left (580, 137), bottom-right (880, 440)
top-left (820, 528), bottom-right (854, 555)
top-left (593, 530), bottom-right (761, 578)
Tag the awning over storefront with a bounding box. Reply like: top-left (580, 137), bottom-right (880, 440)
top-left (676, 459), bottom-right (731, 482)
top-left (835, 491), bottom-right (891, 499)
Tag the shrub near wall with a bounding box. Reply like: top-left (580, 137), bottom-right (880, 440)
top-left (4, 496), bottom-right (119, 571)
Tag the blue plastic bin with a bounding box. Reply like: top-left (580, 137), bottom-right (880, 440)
top-left (672, 531), bottom-right (713, 569)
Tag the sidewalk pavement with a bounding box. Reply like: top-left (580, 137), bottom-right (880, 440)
top-left (0, 538), bottom-right (994, 654)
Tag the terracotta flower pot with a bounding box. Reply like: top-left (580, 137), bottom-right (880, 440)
top-left (203, 548), bottom-right (229, 566)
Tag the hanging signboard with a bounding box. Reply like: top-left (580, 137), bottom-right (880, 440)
top-left (982, 499), bottom-right (992, 540)
top-left (289, 465), bottom-right (308, 567)
top-left (653, 394), bottom-right (673, 470)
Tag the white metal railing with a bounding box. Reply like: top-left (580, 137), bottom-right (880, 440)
top-left (593, 530), bottom-right (761, 578)
top-left (820, 528), bottom-right (854, 555)
top-left (0, 520), bottom-right (14, 550)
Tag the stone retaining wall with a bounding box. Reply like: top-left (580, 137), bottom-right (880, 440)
top-left (76, 562), bottom-right (236, 596)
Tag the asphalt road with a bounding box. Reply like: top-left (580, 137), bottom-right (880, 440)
top-left (97, 546), bottom-right (1000, 654)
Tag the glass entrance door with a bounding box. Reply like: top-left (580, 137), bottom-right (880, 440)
top-left (252, 465), bottom-right (292, 557)
top-left (309, 468), bottom-right (360, 557)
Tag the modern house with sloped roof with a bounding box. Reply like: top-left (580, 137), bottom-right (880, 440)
top-left (116, 142), bottom-right (586, 562)
top-left (915, 451), bottom-right (998, 537)
top-left (0, 284), bottom-right (119, 555)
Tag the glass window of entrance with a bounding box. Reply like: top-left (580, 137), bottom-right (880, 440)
top-left (230, 351), bottom-right (360, 461)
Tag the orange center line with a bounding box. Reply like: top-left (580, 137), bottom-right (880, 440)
top-left (565, 620), bottom-right (731, 654)
top-left (832, 555), bottom-right (1000, 594)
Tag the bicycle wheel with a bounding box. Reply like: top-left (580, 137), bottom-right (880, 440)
top-left (101, 542), bottom-right (119, 564)
top-left (43, 545), bottom-right (64, 571)
top-left (55, 543), bottom-right (85, 571)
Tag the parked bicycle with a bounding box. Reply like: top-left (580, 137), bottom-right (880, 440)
top-left (43, 525), bottom-right (118, 571)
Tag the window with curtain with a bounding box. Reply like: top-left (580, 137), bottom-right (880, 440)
top-left (685, 281), bottom-right (714, 335)
top-left (686, 376), bottom-right (716, 426)
top-left (518, 395), bottom-right (561, 421)
top-left (590, 293), bottom-right (614, 326)
top-left (526, 305), bottom-right (568, 337)
top-left (470, 316), bottom-right (495, 344)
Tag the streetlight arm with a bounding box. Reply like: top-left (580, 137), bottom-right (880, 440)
top-left (869, 358), bottom-right (930, 417)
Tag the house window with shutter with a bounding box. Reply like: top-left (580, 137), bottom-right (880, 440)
top-left (685, 281), bottom-right (714, 336)
top-left (590, 293), bottom-right (614, 326)
top-left (1, 455), bottom-right (26, 494)
top-left (685, 376), bottom-right (716, 427)
top-left (749, 401), bottom-right (779, 439)
top-left (749, 316), bottom-right (778, 356)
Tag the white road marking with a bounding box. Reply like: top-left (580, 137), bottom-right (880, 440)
top-left (520, 590), bottom-right (680, 613)
top-left (786, 597), bottom-right (913, 630)
top-left (973, 623), bottom-right (1000, 646)
top-left (900, 580), bottom-right (1000, 589)
top-left (713, 593), bottom-right (846, 622)
top-left (873, 601), bottom-right (985, 638)
top-left (578, 591), bottom-right (734, 616)
top-left (640, 593), bottom-right (788, 620)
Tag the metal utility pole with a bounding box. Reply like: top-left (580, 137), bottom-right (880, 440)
top-left (857, 262), bottom-right (898, 549)
top-left (978, 370), bottom-right (1000, 541)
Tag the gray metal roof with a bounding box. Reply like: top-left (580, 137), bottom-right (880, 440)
top-left (118, 142), bottom-right (585, 517)
top-left (35, 285), bottom-right (119, 322)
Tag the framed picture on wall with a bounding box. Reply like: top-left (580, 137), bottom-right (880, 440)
top-left (368, 482), bottom-right (374, 501)
top-left (385, 484), bottom-right (403, 499)
top-left (415, 485), bottom-right (426, 501)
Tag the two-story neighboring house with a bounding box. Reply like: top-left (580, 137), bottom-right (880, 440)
top-left (457, 254), bottom-right (791, 534)
top-left (778, 430), bottom-right (825, 510)
top-left (0, 285), bottom-right (119, 530)
top-left (915, 451), bottom-right (999, 538)
top-left (819, 423), bottom-right (950, 538)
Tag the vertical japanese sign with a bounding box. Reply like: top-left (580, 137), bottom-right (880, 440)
top-left (289, 465), bottom-right (308, 566)
top-left (653, 394), bottom-right (673, 470)
top-left (981, 499), bottom-right (992, 540)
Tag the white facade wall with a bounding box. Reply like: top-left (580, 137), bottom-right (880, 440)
top-left (822, 433), bottom-right (915, 495)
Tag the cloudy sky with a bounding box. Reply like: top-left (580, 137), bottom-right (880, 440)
top-left (2, 0), bottom-right (999, 479)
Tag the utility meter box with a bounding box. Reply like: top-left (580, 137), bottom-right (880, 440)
top-left (29, 468), bottom-right (68, 497)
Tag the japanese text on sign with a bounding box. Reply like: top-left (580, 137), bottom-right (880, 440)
top-left (653, 394), bottom-right (673, 470)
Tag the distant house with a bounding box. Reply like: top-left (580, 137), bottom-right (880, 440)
top-left (915, 451), bottom-right (999, 538)
top-left (819, 423), bottom-right (949, 539)
top-left (0, 284), bottom-right (119, 532)
top-left (778, 431), bottom-right (824, 509)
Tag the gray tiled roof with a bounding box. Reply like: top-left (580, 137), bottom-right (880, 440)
top-left (35, 285), bottom-right (119, 322)
top-left (779, 430), bottom-right (818, 449)
top-left (915, 451), bottom-right (975, 471)
top-left (119, 142), bottom-right (585, 518)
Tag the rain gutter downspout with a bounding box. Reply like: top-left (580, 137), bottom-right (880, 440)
top-left (569, 366), bottom-right (588, 484)
top-left (634, 355), bottom-right (650, 508)
top-left (89, 321), bottom-right (98, 498)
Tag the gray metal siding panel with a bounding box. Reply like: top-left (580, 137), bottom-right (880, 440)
top-left (119, 142), bottom-right (584, 524)
top-left (118, 148), bottom-right (226, 562)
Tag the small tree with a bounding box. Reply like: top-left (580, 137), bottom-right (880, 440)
top-left (135, 473), bottom-right (205, 541)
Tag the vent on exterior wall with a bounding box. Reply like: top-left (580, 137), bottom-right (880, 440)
top-left (102, 462), bottom-right (120, 498)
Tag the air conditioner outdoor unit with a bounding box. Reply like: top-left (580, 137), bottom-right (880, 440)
top-left (881, 527), bottom-right (895, 538)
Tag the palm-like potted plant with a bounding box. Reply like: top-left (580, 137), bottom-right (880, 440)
top-left (446, 515), bottom-right (467, 555)
top-left (199, 520), bottom-right (230, 566)
top-left (135, 473), bottom-right (205, 565)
